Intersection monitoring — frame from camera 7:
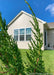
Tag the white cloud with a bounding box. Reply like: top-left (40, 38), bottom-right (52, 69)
top-left (45, 3), bottom-right (54, 16)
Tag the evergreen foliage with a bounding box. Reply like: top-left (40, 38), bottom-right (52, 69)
top-left (0, 13), bottom-right (25, 75)
top-left (25, 0), bottom-right (45, 74)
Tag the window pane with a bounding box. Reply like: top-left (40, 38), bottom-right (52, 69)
top-left (26, 28), bottom-right (31, 35)
top-left (20, 29), bottom-right (25, 41)
top-left (20, 29), bottom-right (24, 35)
top-left (20, 35), bottom-right (24, 41)
top-left (14, 29), bottom-right (18, 36)
top-left (26, 35), bottom-right (31, 41)
top-left (14, 36), bottom-right (18, 41)
top-left (14, 29), bottom-right (18, 41)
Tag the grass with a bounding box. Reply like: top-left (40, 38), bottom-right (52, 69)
top-left (0, 49), bottom-right (54, 74)
top-left (20, 49), bottom-right (54, 73)
top-left (42, 50), bottom-right (54, 73)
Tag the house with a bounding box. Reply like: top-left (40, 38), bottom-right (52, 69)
top-left (47, 23), bottom-right (54, 50)
top-left (7, 11), bottom-right (54, 50)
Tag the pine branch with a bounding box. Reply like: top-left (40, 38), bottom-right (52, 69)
top-left (25, 0), bottom-right (45, 73)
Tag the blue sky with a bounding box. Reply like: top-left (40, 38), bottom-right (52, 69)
top-left (0, 0), bottom-right (54, 24)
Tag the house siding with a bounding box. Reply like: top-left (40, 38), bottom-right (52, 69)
top-left (47, 29), bottom-right (54, 50)
top-left (7, 13), bottom-right (44, 50)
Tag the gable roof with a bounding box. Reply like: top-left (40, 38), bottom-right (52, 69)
top-left (8, 10), bottom-right (46, 26)
top-left (48, 22), bottom-right (54, 29)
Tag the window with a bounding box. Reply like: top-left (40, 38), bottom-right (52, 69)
top-left (14, 28), bottom-right (31, 41)
top-left (14, 29), bottom-right (18, 41)
top-left (44, 30), bottom-right (47, 46)
top-left (26, 28), bottom-right (31, 41)
top-left (20, 29), bottom-right (25, 41)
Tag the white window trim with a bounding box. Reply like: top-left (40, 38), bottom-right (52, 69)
top-left (14, 27), bottom-right (31, 41)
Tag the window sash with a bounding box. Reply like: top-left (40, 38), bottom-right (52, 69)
top-left (14, 29), bottom-right (18, 41)
top-left (20, 29), bottom-right (25, 41)
top-left (26, 28), bottom-right (31, 41)
top-left (26, 28), bottom-right (31, 35)
top-left (20, 29), bottom-right (25, 35)
top-left (14, 36), bottom-right (18, 41)
top-left (26, 35), bottom-right (31, 41)
top-left (20, 35), bottom-right (24, 41)
top-left (14, 29), bottom-right (18, 36)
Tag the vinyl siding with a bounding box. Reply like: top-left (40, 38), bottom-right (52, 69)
top-left (47, 29), bottom-right (54, 49)
top-left (7, 13), bottom-right (44, 50)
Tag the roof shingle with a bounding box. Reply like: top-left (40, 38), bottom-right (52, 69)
top-left (48, 22), bottom-right (54, 29)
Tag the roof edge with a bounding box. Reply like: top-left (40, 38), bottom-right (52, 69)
top-left (8, 10), bottom-right (46, 26)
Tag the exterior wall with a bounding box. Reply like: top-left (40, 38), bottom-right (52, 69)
top-left (7, 13), bottom-right (44, 50)
top-left (47, 29), bottom-right (54, 50)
